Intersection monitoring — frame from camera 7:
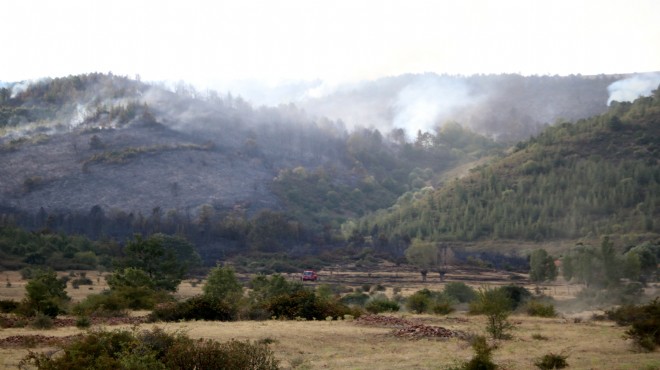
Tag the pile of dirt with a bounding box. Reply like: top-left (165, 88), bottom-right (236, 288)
top-left (355, 314), bottom-right (416, 327)
top-left (0, 334), bottom-right (83, 348)
top-left (55, 316), bottom-right (147, 327)
top-left (392, 324), bottom-right (467, 340)
top-left (0, 315), bottom-right (147, 329)
top-left (356, 314), bottom-right (467, 340)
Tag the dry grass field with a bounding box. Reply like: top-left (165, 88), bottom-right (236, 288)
top-left (1, 266), bottom-right (658, 369)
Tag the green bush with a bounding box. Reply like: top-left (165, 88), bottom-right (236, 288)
top-left (365, 295), bottom-right (400, 313)
top-left (407, 289), bottom-right (456, 314)
top-left (534, 352), bottom-right (569, 369)
top-left (19, 327), bottom-right (278, 370)
top-left (525, 300), bottom-right (556, 317)
top-left (263, 289), bottom-right (358, 320)
top-left (0, 299), bottom-right (18, 313)
top-left (406, 289), bottom-right (432, 313)
top-left (76, 316), bottom-right (91, 329)
top-left (607, 298), bottom-right (660, 351)
top-left (71, 277), bottom-right (94, 289)
top-left (443, 282), bottom-right (477, 303)
top-left (149, 295), bottom-right (236, 322)
top-left (455, 335), bottom-right (498, 370)
top-left (432, 301), bottom-right (455, 315)
top-left (470, 287), bottom-right (514, 340)
top-left (164, 338), bottom-right (279, 370)
top-left (340, 292), bottom-right (370, 307)
top-left (72, 292), bottom-right (129, 317)
top-left (30, 312), bottom-right (54, 329)
top-left (499, 285), bottom-right (531, 310)
top-left (21, 269), bottom-right (70, 318)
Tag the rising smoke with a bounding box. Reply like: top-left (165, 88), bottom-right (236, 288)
top-left (391, 75), bottom-right (479, 139)
top-left (607, 72), bottom-right (660, 105)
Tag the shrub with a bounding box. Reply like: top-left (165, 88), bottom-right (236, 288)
top-left (19, 327), bottom-right (279, 370)
top-left (203, 265), bottom-right (243, 301)
top-left (149, 295), bottom-right (236, 322)
top-left (432, 301), bottom-right (455, 315)
top-left (407, 289), bottom-right (456, 314)
top-left (531, 333), bottom-right (549, 340)
top-left (249, 274), bottom-right (302, 303)
top-left (534, 352), bottom-right (569, 369)
top-left (470, 287), bottom-right (513, 340)
top-left (71, 277), bottom-right (94, 289)
top-left (607, 298), bottom-right (660, 351)
top-left (21, 270), bottom-right (70, 318)
top-left (72, 292), bottom-right (130, 317)
top-left (456, 335), bottom-right (498, 370)
top-left (0, 299), bottom-right (18, 313)
top-left (406, 289), bottom-right (432, 313)
top-left (443, 282), bottom-right (477, 303)
top-left (525, 300), bottom-right (556, 317)
top-left (499, 285), bottom-right (531, 310)
top-left (263, 289), bottom-right (358, 320)
top-left (340, 292), bottom-right (370, 307)
top-left (76, 316), bottom-right (92, 329)
top-left (30, 312), bottom-right (54, 329)
top-left (263, 289), bottom-right (319, 320)
top-left (365, 295), bottom-right (400, 313)
top-left (164, 338), bottom-right (279, 370)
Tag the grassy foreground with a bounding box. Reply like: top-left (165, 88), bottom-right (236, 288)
top-left (1, 312), bottom-right (659, 370)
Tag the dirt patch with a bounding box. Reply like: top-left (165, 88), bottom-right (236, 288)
top-left (0, 315), bottom-right (147, 329)
top-left (0, 334), bottom-right (83, 348)
top-left (356, 314), bottom-right (467, 340)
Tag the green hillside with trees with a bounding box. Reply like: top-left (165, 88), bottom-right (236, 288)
top-left (348, 87), bottom-right (660, 250)
top-left (1, 73), bottom-right (659, 266)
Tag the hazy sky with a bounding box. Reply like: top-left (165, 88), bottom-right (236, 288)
top-left (2, 0), bottom-right (659, 87)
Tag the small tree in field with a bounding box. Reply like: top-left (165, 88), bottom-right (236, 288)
top-left (405, 239), bottom-right (437, 281)
top-left (471, 286), bottom-right (513, 340)
top-left (529, 249), bottom-right (557, 282)
top-left (22, 269), bottom-right (70, 318)
top-left (203, 265), bottom-right (243, 302)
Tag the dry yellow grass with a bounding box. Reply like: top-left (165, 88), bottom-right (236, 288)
top-left (1, 268), bottom-right (658, 369)
top-left (1, 313), bottom-right (659, 370)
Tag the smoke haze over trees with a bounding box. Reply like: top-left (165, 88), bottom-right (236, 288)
top-left (0, 72), bottom-right (659, 264)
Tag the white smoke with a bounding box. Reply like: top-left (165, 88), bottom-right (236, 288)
top-left (392, 75), bottom-right (478, 138)
top-left (9, 80), bottom-right (33, 98)
top-left (69, 104), bottom-right (91, 128)
top-left (607, 72), bottom-right (660, 105)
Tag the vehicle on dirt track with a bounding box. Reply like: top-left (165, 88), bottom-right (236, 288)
top-left (301, 270), bottom-right (318, 281)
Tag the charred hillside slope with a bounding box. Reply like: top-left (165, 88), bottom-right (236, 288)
top-left (1, 73), bottom-right (655, 257)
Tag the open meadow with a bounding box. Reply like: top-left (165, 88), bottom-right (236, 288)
top-left (1, 266), bottom-right (658, 370)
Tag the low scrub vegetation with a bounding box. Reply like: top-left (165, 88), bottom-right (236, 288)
top-left (406, 288), bottom-right (456, 315)
top-left (448, 335), bottom-right (498, 370)
top-left (149, 295), bottom-right (236, 322)
top-left (606, 298), bottom-right (660, 351)
top-left (534, 352), bottom-right (569, 369)
top-left (365, 294), bottom-right (400, 313)
top-left (19, 327), bottom-right (279, 370)
top-left (525, 299), bottom-right (557, 317)
top-left (469, 286), bottom-right (516, 340)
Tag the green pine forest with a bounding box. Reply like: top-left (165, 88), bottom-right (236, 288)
top-left (347, 89), bottom-right (660, 247)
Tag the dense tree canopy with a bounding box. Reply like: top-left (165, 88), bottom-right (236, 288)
top-left (114, 233), bottom-right (200, 291)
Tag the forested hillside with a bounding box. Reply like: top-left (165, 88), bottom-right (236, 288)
top-left (348, 87), bottom-right (660, 253)
top-left (1, 73), bottom-right (657, 262)
top-left (0, 74), bottom-right (502, 261)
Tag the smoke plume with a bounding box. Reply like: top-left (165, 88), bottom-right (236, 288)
top-left (607, 72), bottom-right (660, 105)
